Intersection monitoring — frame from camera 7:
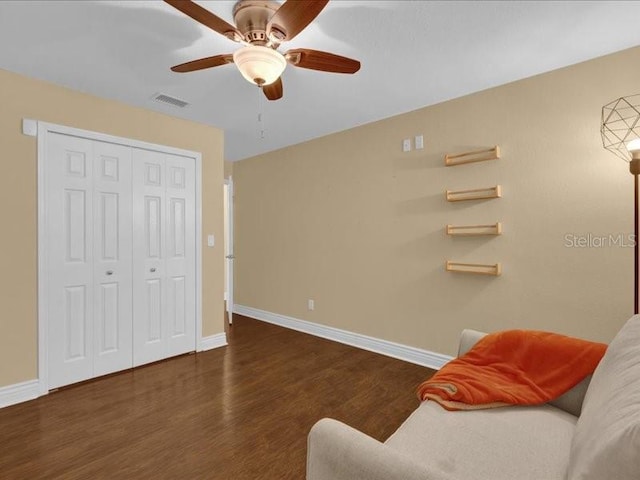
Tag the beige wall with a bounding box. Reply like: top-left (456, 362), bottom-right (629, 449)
top-left (0, 68), bottom-right (225, 388)
top-left (234, 47), bottom-right (640, 357)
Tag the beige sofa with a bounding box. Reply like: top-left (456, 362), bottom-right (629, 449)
top-left (307, 315), bottom-right (640, 480)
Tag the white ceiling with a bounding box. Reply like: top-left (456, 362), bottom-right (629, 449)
top-left (1, 1), bottom-right (639, 161)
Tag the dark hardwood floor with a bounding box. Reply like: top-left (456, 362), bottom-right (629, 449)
top-left (0, 315), bottom-right (435, 479)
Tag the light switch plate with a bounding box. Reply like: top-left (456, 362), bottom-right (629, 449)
top-left (415, 135), bottom-right (424, 150)
top-left (402, 138), bottom-right (411, 152)
top-left (207, 234), bottom-right (215, 247)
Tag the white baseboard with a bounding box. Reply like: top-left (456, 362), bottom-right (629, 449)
top-left (199, 332), bottom-right (228, 352)
top-left (1, 335), bottom-right (228, 410)
top-left (0, 379), bottom-right (40, 409)
top-left (234, 305), bottom-right (452, 370)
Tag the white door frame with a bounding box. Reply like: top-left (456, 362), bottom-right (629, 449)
top-left (224, 176), bottom-right (234, 324)
top-left (37, 121), bottom-right (203, 395)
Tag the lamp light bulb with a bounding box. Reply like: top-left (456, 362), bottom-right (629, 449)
top-left (627, 138), bottom-right (640, 152)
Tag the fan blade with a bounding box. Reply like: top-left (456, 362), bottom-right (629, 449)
top-left (164, 0), bottom-right (243, 42)
top-left (267, 0), bottom-right (329, 41)
top-left (263, 77), bottom-right (283, 101)
top-left (171, 54), bottom-right (234, 73)
top-left (285, 49), bottom-right (360, 74)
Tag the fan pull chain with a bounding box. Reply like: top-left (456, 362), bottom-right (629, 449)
top-left (257, 86), bottom-right (266, 140)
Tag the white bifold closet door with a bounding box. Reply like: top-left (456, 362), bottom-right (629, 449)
top-left (47, 133), bottom-right (133, 389)
top-left (46, 133), bottom-right (196, 390)
top-left (132, 148), bottom-right (196, 367)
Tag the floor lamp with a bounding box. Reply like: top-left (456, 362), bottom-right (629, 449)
top-left (601, 94), bottom-right (640, 315)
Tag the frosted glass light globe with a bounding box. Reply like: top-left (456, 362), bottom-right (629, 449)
top-left (233, 46), bottom-right (286, 86)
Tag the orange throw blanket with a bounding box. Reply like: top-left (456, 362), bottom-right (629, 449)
top-left (417, 330), bottom-right (607, 411)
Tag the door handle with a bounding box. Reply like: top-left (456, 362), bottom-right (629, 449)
top-left (150, 267), bottom-right (156, 273)
top-left (106, 270), bottom-right (114, 276)
top-left (225, 255), bottom-right (235, 259)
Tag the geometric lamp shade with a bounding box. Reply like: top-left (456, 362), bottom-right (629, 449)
top-left (602, 94), bottom-right (640, 162)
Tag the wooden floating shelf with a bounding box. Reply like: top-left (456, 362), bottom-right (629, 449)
top-left (445, 146), bottom-right (500, 167)
top-left (446, 222), bottom-right (502, 236)
top-left (446, 261), bottom-right (502, 276)
top-left (446, 185), bottom-right (502, 202)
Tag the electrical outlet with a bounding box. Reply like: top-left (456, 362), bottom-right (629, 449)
top-left (308, 299), bottom-right (315, 311)
top-left (402, 138), bottom-right (411, 152)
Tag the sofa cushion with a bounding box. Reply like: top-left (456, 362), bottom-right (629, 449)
top-left (385, 400), bottom-right (576, 480)
top-left (567, 314), bottom-right (640, 480)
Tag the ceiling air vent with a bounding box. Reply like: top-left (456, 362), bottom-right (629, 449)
top-left (151, 93), bottom-right (189, 108)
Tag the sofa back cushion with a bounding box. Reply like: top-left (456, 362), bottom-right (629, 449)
top-left (567, 314), bottom-right (640, 480)
top-left (549, 375), bottom-right (590, 417)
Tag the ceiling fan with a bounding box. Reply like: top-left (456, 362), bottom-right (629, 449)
top-left (164, 0), bottom-right (361, 101)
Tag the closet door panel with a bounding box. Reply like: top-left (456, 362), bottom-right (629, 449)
top-left (47, 133), bottom-right (95, 389)
top-left (132, 149), bottom-right (168, 367)
top-left (92, 141), bottom-right (133, 377)
top-left (165, 156), bottom-right (196, 356)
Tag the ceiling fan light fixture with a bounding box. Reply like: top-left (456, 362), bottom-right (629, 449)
top-left (233, 45), bottom-right (286, 86)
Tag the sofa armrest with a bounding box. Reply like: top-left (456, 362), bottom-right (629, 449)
top-left (307, 418), bottom-right (453, 480)
top-left (458, 329), bottom-right (487, 357)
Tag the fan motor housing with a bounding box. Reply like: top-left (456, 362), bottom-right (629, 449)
top-left (233, 0), bottom-right (281, 46)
